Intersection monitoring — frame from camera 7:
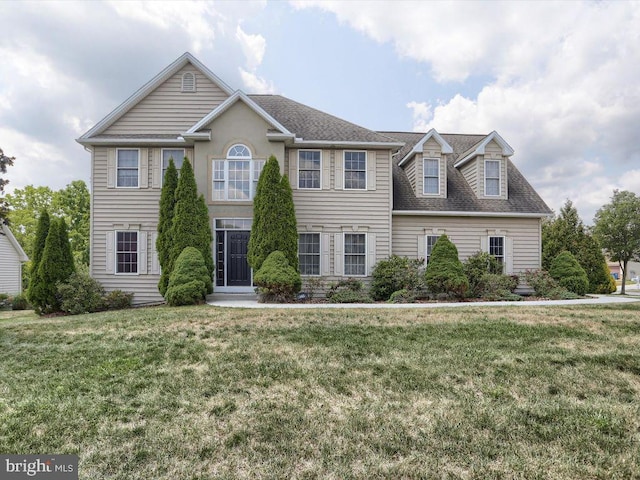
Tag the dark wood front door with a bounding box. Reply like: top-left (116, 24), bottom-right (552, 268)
top-left (227, 231), bottom-right (251, 286)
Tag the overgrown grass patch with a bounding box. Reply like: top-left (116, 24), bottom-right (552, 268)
top-left (1, 303), bottom-right (640, 478)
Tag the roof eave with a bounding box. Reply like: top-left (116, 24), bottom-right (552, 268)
top-left (76, 137), bottom-right (187, 146)
top-left (454, 131), bottom-right (515, 168)
top-left (398, 129), bottom-right (454, 167)
top-left (393, 210), bottom-right (552, 218)
top-left (293, 139), bottom-right (404, 149)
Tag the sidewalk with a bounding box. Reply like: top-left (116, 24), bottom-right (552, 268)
top-left (207, 293), bottom-right (640, 309)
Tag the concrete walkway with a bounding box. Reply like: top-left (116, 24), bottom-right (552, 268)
top-left (207, 293), bottom-right (640, 309)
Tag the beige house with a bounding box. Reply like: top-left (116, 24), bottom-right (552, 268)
top-left (0, 223), bottom-right (28, 295)
top-left (77, 53), bottom-right (552, 304)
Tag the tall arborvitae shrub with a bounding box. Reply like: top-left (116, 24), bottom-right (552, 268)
top-left (549, 251), bottom-right (589, 296)
top-left (248, 156), bottom-right (299, 272)
top-left (165, 247), bottom-right (210, 306)
top-left (424, 235), bottom-right (469, 298)
top-left (248, 155), bottom-right (282, 272)
top-left (169, 159), bottom-right (214, 294)
top-left (35, 217), bottom-right (75, 314)
top-left (157, 158), bottom-right (179, 296)
top-left (27, 209), bottom-right (50, 308)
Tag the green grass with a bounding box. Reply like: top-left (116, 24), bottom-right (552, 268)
top-left (2, 303), bottom-right (640, 479)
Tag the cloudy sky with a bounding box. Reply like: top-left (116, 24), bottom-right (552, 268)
top-left (1, 0), bottom-right (638, 224)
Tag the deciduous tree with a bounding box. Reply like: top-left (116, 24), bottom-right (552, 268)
top-left (0, 147), bottom-right (15, 223)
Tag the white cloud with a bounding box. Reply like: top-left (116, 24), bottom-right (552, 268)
top-left (239, 68), bottom-right (276, 94)
top-left (236, 25), bottom-right (266, 71)
top-left (406, 101), bottom-right (432, 132)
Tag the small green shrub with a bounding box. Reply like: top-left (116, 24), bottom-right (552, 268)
top-left (328, 290), bottom-right (374, 303)
top-left (371, 255), bottom-right (424, 301)
top-left (58, 272), bottom-right (106, 315)
top-left (549, 251), bottom-right (589, 296)
top-left (104, 290), bottom-right (133, 310)
top-left (476, 273), bottom-right (518, 299)
top-left (11, 294), bottom-right (29, 311)
top-left (389, 289), bottom-right (416, 304)
top-left (302, 276), bottom-right (325, 301)
top-left (522, 269), bottom-right (560, 297)
top-left (424, 235), bottom-right (469, 299)
top-left (254, 251), bottom-right (302, 303)
top-left (464, 251), bottom-right (503, 298)
top-left (0, 293), bottom-right (9, 310)
top-left (165, 247), bottom-right (210, 306)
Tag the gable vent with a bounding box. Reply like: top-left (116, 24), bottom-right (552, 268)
top-left (181, 72), bottom-right (196, 92)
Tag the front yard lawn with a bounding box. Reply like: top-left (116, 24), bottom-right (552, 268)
top-left (1, 303), bottom-right (640, 479)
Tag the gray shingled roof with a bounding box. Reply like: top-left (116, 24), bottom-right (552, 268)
top-left (381, 131), bottom-right (553, 215)
top-left (249, 95), bottom-right (400, 144)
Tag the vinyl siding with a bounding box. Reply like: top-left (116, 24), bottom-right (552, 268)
top-left (104, 65), bottom-right (229, 135)
top-left (289, 148), bottom-right (393, 284)
top-left (0, 233), bottom-right (22, 294)
top-left (460, 160), bottom-right (478, 193)
top-left (404, 156), bottom-right (417, 192)
top-left (392, 215), bottom-right (542, 273)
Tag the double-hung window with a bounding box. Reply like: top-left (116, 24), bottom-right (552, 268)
top-left (299, 233), bottom-right (320, 275)
top-left (117, 149), bottom-right (139, 187)
top-left (344, 151), bottom-right (366, 190)
top-left (344, 233), bottom-right (366, 276)
top-left (489, 236), bottom-right (505, 270)
top-left (298, 150), bottom-right (321, 189)
top-left (212, 145), bottom-right (264, 201)
top-left (162, 149), bottom-right (185, 180)
top-left (423, 159), bottom-right (440, 195)
top-left (485, 160), bottom-right (501, 196)
top-left (116, 231), bottom-right (138, 274)
top-left (426, 235), bottom-right (440, 264)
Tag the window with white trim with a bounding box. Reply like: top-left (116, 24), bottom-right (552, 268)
top-left (298, 150), bottom-right (321, 189)
top-left (344, 151), bottom-right (366, 190)
top-left (162, 149), bottom-right (185, 180)
top-left (116, 231), bottom-right (138, 274)
top-left (116, 149), bottom-right (139, 187)
top-left (426, 235), bottom-right (440, 264)
top-left (299, 233), bottom-right (320, 276)
top-left (423, 159), bottom-right (440, 195)
top-left (212, 145), bottom-right (264, 201)
top-left (489, 236), bottom-right (505, 270)
top-left (344, 233), bottom-right (366, 276)
top-left (485, 160), bottom-right (500, 196)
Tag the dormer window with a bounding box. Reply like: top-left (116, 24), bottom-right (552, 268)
top-left (485, 160), bottom-right (501, 196)
top-left (181, 72), bottom-right (196, 92)
top-left (423, 158), bottom-right (440, 195)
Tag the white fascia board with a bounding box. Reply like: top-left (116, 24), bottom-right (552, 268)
top-left (187, 91), bottom-right (293, 136)
top-left (393, 210), bottom-right (552, 218)
top-left (454, 131), bottom-right (515, 168)
top-left (1, 224), bottom-right (29, 262)
top-left (266, 132), bottom-right (296, 142)
top-left (79, 52), bottom-right (234, 141)
top-left (76, 137), bottom-right (187, 146)
top-left (398, 128), bottom-right (453, 167)
top-left (293, 139), bottom-right (404, 148)
top-left (179, 132), bottom-right (211, 141)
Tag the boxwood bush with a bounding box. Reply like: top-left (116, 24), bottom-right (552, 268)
top-left (370, 255), bottom-right (424, 301)
top-left (165, 247), bottom-right (210, 306)
top-left (254, 250), bottom-right (301, 303)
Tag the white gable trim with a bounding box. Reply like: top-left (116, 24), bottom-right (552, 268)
top-left (186, 90), bottom-right (293, 136)
top-left (398, 129), bottom-right (453, 167)
top-left (77, 52), bottom-right (234, 141)
top-left (454, 131), bottom-right (515, 168)
top-left (0, 223), bottom-right (29, 262)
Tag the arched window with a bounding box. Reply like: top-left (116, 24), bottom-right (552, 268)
top-left (181, 72), bottom-right (196, 92)
top-left (227, 144), bottom-right (252, 159)
top-left (213, 144), bottom-right (264, 201)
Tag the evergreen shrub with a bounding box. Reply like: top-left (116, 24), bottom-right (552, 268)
top-left (370, 255), bottom-right (424, 301)
top-left (549, 251), bottom-right (589, 296)
top-left (165, 247), bottom-right (209, 306)
top-left (57, 272), bottom-right (106, 314)
top-left (11, 294), bottom-right (29, 311)
top-left (254, 251), bottom-right (301, 302)
top-left (326, 278), bottom-right (373, 303)
top-left (103, 290), bottom-right (134, 310)
top-left (424, 235), bottom-right (469, 298)
top-left (464, 251), bottom-right (503, 297)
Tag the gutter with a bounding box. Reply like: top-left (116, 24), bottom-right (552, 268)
top-left (392, 210), bottom-right (553, 218)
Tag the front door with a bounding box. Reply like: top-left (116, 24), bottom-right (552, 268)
top-left (227, 231), bottom-right (251, 287)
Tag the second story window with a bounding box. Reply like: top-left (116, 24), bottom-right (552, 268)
top-left (162, 149), bottom-right (185, 180)
top-left (298, 150), bottom-right (321, 189)
top-left (212, 144), bottom-right (264, 201)
top-left (423, 158), bottom-right (440, 195)
top-left (485, 160), bottom-right (501, 196)
top-left (116, 149), bottom-right (139, 188)
top-left (344, 151), bottom-right (366, 190)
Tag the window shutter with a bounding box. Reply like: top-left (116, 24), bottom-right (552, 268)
top-left (139, 231), bottom-right (148, 274)
top-left (107, 149), bottom-right (116, 189)
top-left (335, 151), bottom-right (343, 190)
top-left (334, 233), bottom-right (343, 276)
top-left (105, 231), bottom-right (115, 274)
top-left (481, 235), bottom-right (488, 253)
top-left (289, 150), bottom-right (297, 189)
top-left (151, 149), bottom-right (161, 188)
top-left (367, 151), bottom-right (376, 191)
top-left (367, 233), bottom-right (376, 275)
top-left (186, 148), bottom-right (194, 162)
top-left (417, 235), bottom-right (426, 259)
top-left (322, 233), bottom-right (330, 275)
top-left (506, 237), bottom-right (514, 274)
top-left (139, 148), bottom-right (149, 188)
top-left (151, 232), bottom-right (160, 275)
top-left (322, 150), bottom-right (331, 190)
